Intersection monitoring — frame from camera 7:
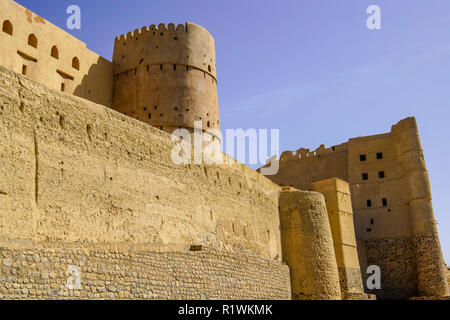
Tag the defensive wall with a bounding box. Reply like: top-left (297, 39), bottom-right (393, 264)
top-left (0, 66), bottom-right (292, 299)
top-left (263, 118), bottom-right (449, 299)
top-left (2, 0), bottom-right (446, 301)
top-left (0, 0), bottom-right (355, 300)
top-left (0, 65), bottom-right (365, 300)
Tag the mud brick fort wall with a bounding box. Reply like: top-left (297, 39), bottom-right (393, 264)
top-left (265, 118), bottom-right (449, 299)
top-left (0, 0), bottom-right (448, 300)
top-left (0, 65), bottom-right (292, 299)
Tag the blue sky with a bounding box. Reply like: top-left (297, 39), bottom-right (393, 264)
top-left (15, 0), bottom-right (450, 263)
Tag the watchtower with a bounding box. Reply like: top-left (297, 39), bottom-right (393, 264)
top-left (112, 22), bottom-right (220, 139)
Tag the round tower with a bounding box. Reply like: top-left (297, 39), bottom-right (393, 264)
top-left (112, 22), bottom-right (220, 139)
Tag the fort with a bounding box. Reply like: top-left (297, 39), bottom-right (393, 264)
top-left (0, 0), bottom-right (448, 300)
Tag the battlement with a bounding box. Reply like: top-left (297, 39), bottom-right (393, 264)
top-left (277, 117), bottom-right (418, 165)
top-left (113, 22), bottom-right (216, 78)
top-left (278, 143), bottom-right (348, 163)
top-left (115, 23), bottom-right (188, 43)
top-left (112, 21), bottom-right (220, 137)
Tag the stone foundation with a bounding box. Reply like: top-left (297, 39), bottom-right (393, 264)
top-left (0, 241), bottom-right (291, 300)
top-left (412, 232), bottom-right (449, 297)
top-left (338, 267), bottom-right (364, 297)
top-left (363, 237), bottom-right (417, 300)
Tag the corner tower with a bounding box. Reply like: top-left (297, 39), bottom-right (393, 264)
top-left (391, 117), bottom-right (449, 297)
top-left (112, 22), bottom-right (220, 138)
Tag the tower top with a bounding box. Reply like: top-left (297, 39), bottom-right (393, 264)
top-left (113, 22), bottom-right (217, 79)
top-left (111, 22), bottom-right (220, 137)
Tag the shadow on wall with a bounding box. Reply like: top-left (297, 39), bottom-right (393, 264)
top-left (73, 56), bottom-right (113, 107)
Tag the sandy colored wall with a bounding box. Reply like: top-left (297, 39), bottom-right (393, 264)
top-left (0, 0), bottom-right (113, 107)
top-left (391, 118), bottom-right (449, 297)
top-left (265, 117), bottom-right (449, 299)
top-left (0, 65), bottom-right (282, 259)
top-left (279, 189), bottom-right (341, 300)
top-left (348, 132), bottom-right (411, 241)
top-left (112, 23), bottom-right (220, 137)
top-left (349, 118), bottom-right (448, 298)
top-left (347, 126), bottom-right (418, 299)
top-left (265, 144), bottom-right (349, 190)
top-left (310, 179), bottom-right (364, 299)
top-left (0, 66), bottom-right (291, 299)
top-left (448, 267), bottom-right (450, 287)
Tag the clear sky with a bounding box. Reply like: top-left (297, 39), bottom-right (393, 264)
top-left (15, 0), bottom-right (450, 263)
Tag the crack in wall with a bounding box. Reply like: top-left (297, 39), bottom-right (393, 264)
top-left (33, 130), bottom-right (39, 204)
top-left (32, 129), bottom-right (41, 240)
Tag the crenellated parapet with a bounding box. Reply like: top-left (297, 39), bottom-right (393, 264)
top-left (279, 143), bottom-right (348, 163)
top-left (113, 22), bottom-right (217, 79)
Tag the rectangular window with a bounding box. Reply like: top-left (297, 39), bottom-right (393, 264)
top-left (362, 173), bottom-right (368, 181)
top-left (382, 198), bottom-right (388, 206)
top-left (378, 171), bottom-right (385, 179)
top-left (367, 199), bottom-right (372, 208)
top-left (376, 152), bottom-right (383, 159)
top-left (22, 65), bottom-right (27, 75)
top-left (61, 83), bottom-right (65, 92)
top-left (360, 154), bottom-right (366, 161)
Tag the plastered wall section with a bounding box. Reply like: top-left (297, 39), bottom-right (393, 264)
top-left (348, 132), bottom-right (411, 241)
top-left (310, 179), bottom-right (364, 297)
top-left (342, 125), bottom-right (418, 299)
top-left (0, 0), bottom-right (113, 107)
top-left (112, 23), bottom-right (220, 136)
top-left (0, 65), bottom-right (283, 261)
top-left (279, 188), bottom-right (341, 300)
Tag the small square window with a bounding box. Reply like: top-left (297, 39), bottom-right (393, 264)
top-left (378, 171), bottom-right (385, 179)
top-left (362, 173), bottom-right (368, 181)
top-left (360, 154), bottom-right (366, 161)
top-left (366, 228), bottom-right (372, 232)
top-left (376, 152), bottom-right (383, 159)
